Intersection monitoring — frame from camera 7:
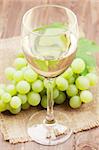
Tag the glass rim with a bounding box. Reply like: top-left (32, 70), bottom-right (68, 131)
top-left (22, 4), bottom-right (77, 37)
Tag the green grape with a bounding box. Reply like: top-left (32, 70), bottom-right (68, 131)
top-left (69, 96), bottom-right (81, 108)
top-left (1, 92), bottom-right (11, 103)
top-left (21, 102), bottom-right (30, 110)
top-left (87, 66), bottom-right (96, 73)
top-left (41, 95), bottom-right (47, 108)
top-left (61, 67), bottom-right (73, 79)
top-left (86, 73), bottom-right (97, 86)
top-left (0, 84), bottom-right (6, 90)
top-left (21, 66), bottom-right (28, 73)
top-left (56, 76), bottom-right (68, 91)
top-left (14, 58), bottom-right (27, 70)
top-left (71, 58), bottom-right (85, 74)
top-left (53, 88), bottom-right (59, 99)
top-left (10, 96), bottom-right (21, 109)
top-left (80, 90), bottom-right (93, 103)
top-left (9, 106), bottom-right (21, 114)
top-left (6, 84), bottom-right (17, 96)
top-left (24, 68), bottom-right (38, 83)
top-left (18, 94), bottom-right (27, 104)
top-left (17, 52), bottom-right (24, 58)
top-left (66, 84), bottom-right (78, 97)
top-left (54, 91), bottom-right (66, 104)
top-left (5, 67), bottom-right (16, 80)
top-left (11, 80), bottom-right (17, 85)
top-left (40, 88), bottom-right (46, 97)
top-left (44, 79), bottom-right (56, 88)
top-left (68, 76), bottom-right (75, 84)
top-left (32, 80), bottom-right (44, 93)
top-left (13, 70), bottom-right (23, 82)
top-left (6, 103), bottom-right (10, 110)
top-left (0, 99), bottom-right (7, 112)
top-left (0, 89), bottom-right (5, 97)
top-left (39, 75), bottom-right (45, 81)
top-left (28, 92), bottom-right (41, 106)
top-left (76, 76), bottom-right (90, 90)
top-left (16, 80), bottom-right (30, 94)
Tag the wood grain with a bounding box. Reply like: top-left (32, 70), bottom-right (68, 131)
top-left (0, 0), bottom-right (99, 150)
top-left (0, 0), bottom-right (99, 44)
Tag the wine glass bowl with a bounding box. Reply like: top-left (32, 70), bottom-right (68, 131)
top-left (21, 4), bottom-right (79, 145)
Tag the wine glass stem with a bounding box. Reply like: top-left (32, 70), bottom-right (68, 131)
top-left (45, 78), bottom-right (55, 124)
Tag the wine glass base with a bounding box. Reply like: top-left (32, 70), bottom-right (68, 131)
top-left (27, 110), bottom-right (72, 145)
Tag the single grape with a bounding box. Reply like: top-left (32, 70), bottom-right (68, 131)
top-left (0, 89), bottom-right (5, 97)
top-left (13, 70), bottom-right (23, 82)
top-left (86, 73), bottom-right (97, 86)
top-left (24, 68), bottom-right (38, 83)
top-left (67, 76), bottom-right (75, 84)
top-left (28, 92), bottom-right (41, 106)
top-left (41, 95), bottom-right (47, 108)
top-left (39, 75), bottom-right (45, 81)
top-left (18, 94), bottom-right (27, 104)
top-left (5, 67), bottom-right (16, 80)
top-left (44, 79), bottom-right (56, 88)
top-left (1, 92), bottom-right (11, 103)
top-left (11, 80), bottom-right (17, 85)
top-left (56, 76), bottom-right (68, 91)
top-left (14, 58), bottom-right (27, 70)
top-left (17, 52), bottom-right (24, 58)
top-left (81, 68), bottom-right (88, 76)
top-left (0, 84), bottom-right (6, 90)
top-left (16, 80), bottom-right (30, 94)
top-left (9, 106), bottom-right (21, 114)
top-left (32, 80), bottom-right (44, 93)
top-left (53, 88), bottom-right (59, 99)
top-left (40, 88), bottom-right (46, 97)
top-left (69, 96), bottom-right (81, 108)
top-left (76, 76), bottom-right (90, 90)
top-left (54, 91), bottom-right (66, 104)
top-left (6, 84), bottom-right (17, 96)
top-left (61, 67), bottom-right (73, 79)
top-left (87, 66), bottom-right (96, 73)
top-left (71, 58), bottom-right (85, 74)
top-left (22, 102), bottom-right (30, 110)
top-left (0, 100), bottom-right (7, 112)
top-left (66, 84), bottom-right (78, 97)
top-left (80, 90), bottom-right (93, 103)
top-left (10, 96), bottom-right (21, 109)
top-left (6, 103), bottom-right (10, 110)
top-left (21, 66), bottom-right (28, 73)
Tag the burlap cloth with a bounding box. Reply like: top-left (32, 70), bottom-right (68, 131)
top-left (0, 37), bottom-right (99, 144)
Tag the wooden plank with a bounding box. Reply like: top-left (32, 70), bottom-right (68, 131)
top-left (0, 0), bottom-right (99, 43)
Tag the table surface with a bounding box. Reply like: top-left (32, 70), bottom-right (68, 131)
top-left (0, 0), bottom-right (99, 150)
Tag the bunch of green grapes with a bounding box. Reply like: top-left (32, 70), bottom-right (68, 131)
top-left (0, 52), bottom-right (97, 114)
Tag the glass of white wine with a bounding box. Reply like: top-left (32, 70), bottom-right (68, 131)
top-left (21, 4), bottom-right (79, 145)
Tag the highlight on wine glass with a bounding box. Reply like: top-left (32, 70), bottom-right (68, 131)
top-left (21, 4), bottom-right (79, 145)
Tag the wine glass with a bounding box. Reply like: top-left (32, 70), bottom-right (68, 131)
top-left (21, 4), bottom-right (79, 145)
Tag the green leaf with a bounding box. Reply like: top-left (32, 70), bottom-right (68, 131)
top-left (76, 38), bottom-right (99, 69)
top-left (77, 38), bottom-right (99, 53)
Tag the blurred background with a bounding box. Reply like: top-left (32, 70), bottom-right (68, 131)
top-left (0, 0), bottom-right (99, 43)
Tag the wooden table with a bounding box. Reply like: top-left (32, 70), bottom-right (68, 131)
top-left (0, 0), bottom-right (99, 149)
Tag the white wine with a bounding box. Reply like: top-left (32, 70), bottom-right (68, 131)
top-left (22, 26), bottom-right (77, 77)
top-left (22, 5), bottom-right (79, 145)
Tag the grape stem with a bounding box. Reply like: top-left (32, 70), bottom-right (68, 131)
top-left (45, 78), bottom-right (55, 124)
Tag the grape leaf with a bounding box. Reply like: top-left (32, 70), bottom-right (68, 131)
top-left (76, 37), bottom-right (99, 70)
